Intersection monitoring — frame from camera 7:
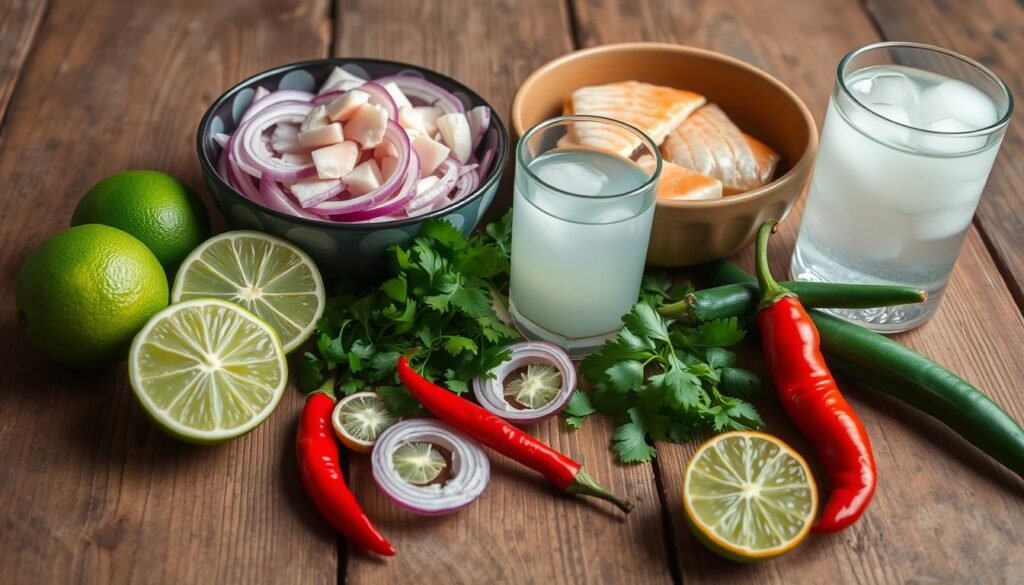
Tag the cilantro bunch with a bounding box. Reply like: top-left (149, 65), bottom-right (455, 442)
top-left (566, 273), bottom-right (764, 463)
top-left (299, 214), bottom-right (518, 415)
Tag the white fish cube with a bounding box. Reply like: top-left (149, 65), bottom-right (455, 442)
top-left (398, 106), bottom-right (426, 133)
top-left (345, 103), bottom-right (389, 148)
top-left (298, 122), bottom-right (344, 148)
top-left (301, 105), bottom-right (331, 131)
top-left (291, 178), bottom-right (342, 206)
top-left (412, 134), bottom-right (450, 177)
top-left (320, 67), bottom-right (367, 94)
top-left (415, 106), bottom-right (443, 136)
top-left (344, 159), bottom-right (383, 195)
top-left (311, 140), bottom-right (359, 179)
top-left (437, 113), bottom-right (472, 164)
top-left (383, 82), bottom-right (414, 110)
top-left (325, 89), bottom-right (370, 122)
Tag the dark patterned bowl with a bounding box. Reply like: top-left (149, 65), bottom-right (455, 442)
top-left (196, 58), bottom-right (508, 281)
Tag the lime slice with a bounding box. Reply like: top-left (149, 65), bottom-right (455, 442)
top-left (331, 392), bottom-right (397, 453)
top-left (393, 442), bottom-right (447, 485)
top-left (504, 363), bottom-right (562, 408)
top-left (683, 431), bottom-right (817, 562)
top-left (172, 231), bottom-right (324, 353)
top-left (128, 299), bottom-right (287, 444)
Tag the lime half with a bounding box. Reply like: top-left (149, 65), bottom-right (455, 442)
top-left (392, 442), bottom-right (447, 485)
top-left (683, 431), bottom-right (817, 562)
top-left (129, 299), bottom-right (287, 444)
top-left (331, 392), bottom-right (397, 453)
top-left (172, 231), bottom-right (324, 353)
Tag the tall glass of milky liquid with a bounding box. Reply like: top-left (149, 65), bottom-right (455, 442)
top-left (792, 42), bottom-right (1012, 332)
top-left (510, 115), bottom-right (660, 357)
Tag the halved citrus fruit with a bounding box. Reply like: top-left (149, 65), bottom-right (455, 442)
top-left (331, 392), bottom-right (397, 453)
top-left (128, 299), bottom-right (287, 444)
top-left (683, 431), bottom-right (817, 562)
top-left (171, 231), bottom-right (324, 353)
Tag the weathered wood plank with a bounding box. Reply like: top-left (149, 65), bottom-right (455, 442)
top-left (0, 0), bottom-right (46, 127)
top-left (0, 0), bottom-right (337, 583)
top-left (335, 1), bottom-right (673, 583)
top-left (573, 0), bottom-right (1024, 582)
top-left (862, 0), bottom-right (1024, 310)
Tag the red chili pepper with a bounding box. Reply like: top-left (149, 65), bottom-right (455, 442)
top-left (397, 357), bottom-right (633, 513)
top-left (297, 388), bottom-right (395, 556)
top-left (754, 220), bottom-right (877, 533)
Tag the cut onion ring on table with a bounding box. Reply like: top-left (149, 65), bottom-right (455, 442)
top-left (472, 341), bottom-right (577, 425)
top-left (372, 419), bottom-right (490, 515)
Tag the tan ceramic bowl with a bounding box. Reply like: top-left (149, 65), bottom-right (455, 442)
top-left (511, 43), bottom-right (817, 266)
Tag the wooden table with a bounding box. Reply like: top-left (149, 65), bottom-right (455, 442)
top-left (2, 0), bottom-right (1023, 583)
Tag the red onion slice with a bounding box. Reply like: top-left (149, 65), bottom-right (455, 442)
top-left (407, 159), bottom-right (458, 214)
top-left (311, 90), bottom-right (345, 106)
top-left (478, 147), bottom-right (497, 179)
top-left (213, 132), bottom-right (230, 148)
top-left (234, 101), bottom-right (319, 182)
top-left (467, 106), bottom-right (491, 150)
top-left (356, 82), bottom-right (398, 120)
top-left (472, 341), bottom-right (577, 425)
top-left (308, 120), bottom-right (410, 215)
top-left (330, 151), bottom-right (420, 222)
top-left (259, 178), bottom-right (320, 219)
top-left (371, 419), bottom-right (490, 515)
top-left (240, 89), bottom-right (314, 123)
top-left (373, 75), bottom-right (465, 114)
top-left (451, 168), bottom-right (480, 202)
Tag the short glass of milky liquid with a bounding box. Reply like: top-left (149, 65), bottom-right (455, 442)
top-left (510, 115), bottom-right (660, 357)
top-left (792, 42), bottom-right (1013, 333)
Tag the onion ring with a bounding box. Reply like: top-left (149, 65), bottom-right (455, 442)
top-left (472, 341), bottom-right (577, 425)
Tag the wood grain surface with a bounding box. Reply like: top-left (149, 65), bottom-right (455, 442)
top-left (572, 0), bottom-right (1024, 583)
top-left (0, 0), bottom-right (336, 583)
top-left (1, 0), bottom-right (1022, 584)
top-left (0, 0), bottom-right (46, 125)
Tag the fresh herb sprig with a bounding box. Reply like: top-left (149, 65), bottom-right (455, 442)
top-left (299, 213), bottom-right (518, 415)
top-left (569, 273), bottom-right (764, 463)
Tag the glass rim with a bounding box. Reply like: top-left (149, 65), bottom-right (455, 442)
top-left (836, 41), bottom-right (1014, 138)
top-left (516, 114), bottom-right (662, 200)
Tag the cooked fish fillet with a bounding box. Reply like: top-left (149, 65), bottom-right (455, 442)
top-left (566, 81), bottom-right (706, 156)
top-left (638, 156), bottom-right (722, 201)
top-left (661, 104), bottom-right (779, 194)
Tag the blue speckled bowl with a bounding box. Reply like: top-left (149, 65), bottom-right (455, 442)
top-left (196, 58), bottom-right (508, 281)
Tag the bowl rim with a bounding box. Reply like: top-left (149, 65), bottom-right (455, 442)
top-left (196, 57), bottom-right (510, 231)
top-left (510, 42), bottom-right (818, 210)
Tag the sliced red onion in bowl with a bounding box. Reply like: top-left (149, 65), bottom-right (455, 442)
top-left (253, 86), bottom-right (271, 103)
top-left (259, 178), bottom-right (320, 219)
top-left (472, 341), bottom-right (577, 425)
top-left (451, 168), bottom-right (480, 202)
top-left (406, 159), bottom-right (458, 214)
top-left (371, 419), bottom-right (490, 515)
top-left (233, 101), bottom-right (318, 181)
top-left (356, 82), bottom-right (399, 120)
top-left (240, 89), bottom-right (314, 123)
top-left (311, 90), bottom-right (345, 106)
top-left (330, 151), bottom-right (420, 222)
top-left (373, 75), bottom-right (465, 114)
top-left (213, 132), bottom-right (231, 148)
top-left (478, 147), bottom-right (497, 179)
top-left (467, 106), bottom-right (491, 150)
top-left (308, 120), bottom-right (411, 215)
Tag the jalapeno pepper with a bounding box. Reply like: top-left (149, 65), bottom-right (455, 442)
top-left (297, 387), bottom-right (395, 556)
top-left (397, 357), bottom-right (633, 513)
top-left (754, 220), bottom-right (877, 533)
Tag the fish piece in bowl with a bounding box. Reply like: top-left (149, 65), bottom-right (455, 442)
top-left (661, 104), bottom-right (780, 194)
top-left (638, 155), bottom-right (722, 201)
top-left (564, 81), bottom-right (706, 156)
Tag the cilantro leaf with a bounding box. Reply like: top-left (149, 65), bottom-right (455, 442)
top-left (651, 365), bottom-right (703, 410)
top-left (606, 360), bottom-right (645, 392)
top-left (381, 277), bottom-right (407, 302)
top-left (378, 386), bottom-right (423, 417)
top-left (563, 390), bottom-right (596, 430)
top-left (612, 409), bottom-right (657, 463)
top-left (484, 210), bottom-right (513, 255)
top-left (720, 367), bottom-right (762, 398)
top-left (705, 347), bottom-right (735, 369)
top-left (419, 219), bottom-right (467, 251)
top-left (622, 303), bottom-right (670, 344)
top-left (444, 335), bottom-right (478, 356)
top-left (298, 353), bottom-right (325, 392)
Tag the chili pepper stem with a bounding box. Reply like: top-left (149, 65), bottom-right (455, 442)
top-left (657, 293), bottom-right (698, 323)
top-left (310, 376), bottom-right (337, 400)
top-left (755, 220), bottom-right (795, 311)
top-left (565, 469), bottom-right (634, 513)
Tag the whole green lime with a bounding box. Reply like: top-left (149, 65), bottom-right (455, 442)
top-left (72, 170), bottom-right (210, 272)
top-left (16, 225), bottom-right (169, 369)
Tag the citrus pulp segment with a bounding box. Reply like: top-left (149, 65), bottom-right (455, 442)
top-left (129, 299), bottom-right (287, 444)
top-left (683, 431), bottom-right (817, 562)
top-left (331, 392), bottom-right (397, 453)
top-left (171, 231), bottom-right (324, 353)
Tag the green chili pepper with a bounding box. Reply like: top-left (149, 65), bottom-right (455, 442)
top-left (704, 260), bottom-right (1024, 480)
top-left (659, 281), bottom-right (926, 324)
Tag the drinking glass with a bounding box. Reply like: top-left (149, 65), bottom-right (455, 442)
top-left (510, 115), bottom-right (660, 357)
top-left (791, 42), bottom-right (1013, 332)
